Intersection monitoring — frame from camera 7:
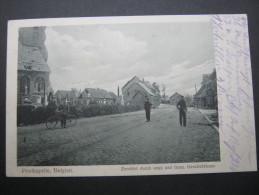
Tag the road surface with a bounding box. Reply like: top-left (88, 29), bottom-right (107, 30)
top-left (17, 104), bottom-right (220, 166)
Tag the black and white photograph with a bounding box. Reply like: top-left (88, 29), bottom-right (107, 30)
top-left (5, 15), bottom-right (256, 177)
top-left (16, 17), bottom-right (220, 167)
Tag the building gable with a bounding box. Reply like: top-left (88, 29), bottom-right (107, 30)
top-left (170, 92), bottom-right (182, 99)
top-left (123, 82), bottom-right (156, 97)
top-left (122, 76), bottom-right (141, 93)
top-left (131, 90), bottom-right (147, 105)
top-left (136, 82), bottom-right (156, 96)
top-left (132, 90), bottom-right (148, 99)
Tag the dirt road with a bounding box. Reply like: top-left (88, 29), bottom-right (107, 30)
top-left (17, 104), bottom-right (220, 166)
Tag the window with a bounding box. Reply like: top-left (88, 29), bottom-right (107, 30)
top-left (20, 76), bottom-right (30, 94)
top-left (48, 92), bottom-right (53, 102)
top-left (34, 77), bottom-right (45, 92)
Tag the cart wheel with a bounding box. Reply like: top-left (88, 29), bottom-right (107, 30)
top-left (46, 117), bottom-right (58, 129)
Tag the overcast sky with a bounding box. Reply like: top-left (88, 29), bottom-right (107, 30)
top-left (45, 21), bottom-right (215, 96)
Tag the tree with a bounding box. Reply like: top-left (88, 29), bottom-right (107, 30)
top-left (161, 84), bottom-right (166, 97)
top-left (152, 82), bottom-right (160, 94)
top-left (70, 88), bottom-right (79, 103)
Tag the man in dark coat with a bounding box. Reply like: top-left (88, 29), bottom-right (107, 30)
top-left (144, 99), bottom-right (152, 122)
top-left (55, 103), bottom-right (68, 128)
top-left (177, 96), bottom-right (187, 127)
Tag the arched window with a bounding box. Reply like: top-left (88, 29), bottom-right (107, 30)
top-left (20, 76), bottom-right (30, 94)
top-left (48, 92), bottom-right (53, 102)
top-left (34, 77), bottom-right (45, 92)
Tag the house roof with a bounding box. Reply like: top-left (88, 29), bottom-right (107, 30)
top-left (55, 90), bottom-right (70, 99)
top-left (122, 76), bottom-right (141, 90)
top-left (143, 81), bottom-right (157, 94)
top-left (170, 92), bottom-right (182, 99)
top-left (132, 90), bottom-right (148, 99)
top-left (122, 76), bottom-right (158, 97)
top-left (18, 42), bottom-right (50, 72)
top-left (194, 84), bottom-right (207, 98)
top-left (194, 71), bottom-right (217, 98)
top-left (108, 91), bottom-right (117, 99)
top-left (202, 74), bottom-right (211, 85)
top-left (136, 82), bottom-right (156, 96)
top-left (84, 88), bottom-right (114, 99)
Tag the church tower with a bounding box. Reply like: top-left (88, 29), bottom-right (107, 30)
top-left (17, 27), bottom-right (53, 106)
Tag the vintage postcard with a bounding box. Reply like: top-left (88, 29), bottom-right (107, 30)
top-left (6, 15), bottom-right (257, 177)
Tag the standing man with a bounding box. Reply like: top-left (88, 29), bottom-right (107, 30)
top-left (144, 98), bottom-right (152, 122)
top-left (177, 96), bottom-right (187, 127)
top-left (55, 103), bottom-right (68, 128)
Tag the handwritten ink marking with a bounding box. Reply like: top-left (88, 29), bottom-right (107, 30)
top-left (214, 15), bottom-right (254, 171)
top-left (230, 135), bottom-right (240, 146)
top-left (242, 99), bottom-right (253, 109)
top-left (241, 124), bottom-right (255, 136)
top-left (215, 49), bottom-right (225, 61)
top-left (212, 15), bottom-right (223, 30)
top-left (213, 15), bottom-right (255, 171)
top-left (230, 153), bottom-right (240, 165)
top-left (223, 141), bottom-right (241, 160)
top-left (225, 93), bottom-right (242, 116)
top-left (226, 123), bottom-right (239, 137)
top-left (239, 72), bottom-right (252, 86)
top-left (237, 87), bottom-right (253, 109)
top-left (217, 83), bottom-right (227, 94)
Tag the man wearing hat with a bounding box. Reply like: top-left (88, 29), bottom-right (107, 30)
top-left (55, 103), bottom-right (68, 128)
top-left (177, 96), bottom-right (187, 127)
top-left (144, 98), bottom-right (152, 122)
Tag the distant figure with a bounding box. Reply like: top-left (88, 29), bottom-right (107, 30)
top-left (144, 99), bottom-right (152, 122)
top-left (177, 96), bottom-right (187, 127)
top-left (55, 104), bottom-right (68, 128)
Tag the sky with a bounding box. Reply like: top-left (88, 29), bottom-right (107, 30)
top-left (45, 21), bottom-right (215, 96)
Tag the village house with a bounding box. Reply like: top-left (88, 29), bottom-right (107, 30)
top-left (79, 88), bottom-right (116, 105)
top-left (160, 95), bottom-right (170, 104)
top-left (194, 69), bottom-right (217, 109)
top-left (54, 89), bottom-right (80, 105)
top-left (17, 27), bottom-right (53, 106)
top-left (108, 91), bottom-right (118, 100)
top-left (121, 76), bottom-right (160, 108)
top-left (169, 92), bottom-right (183, 105)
